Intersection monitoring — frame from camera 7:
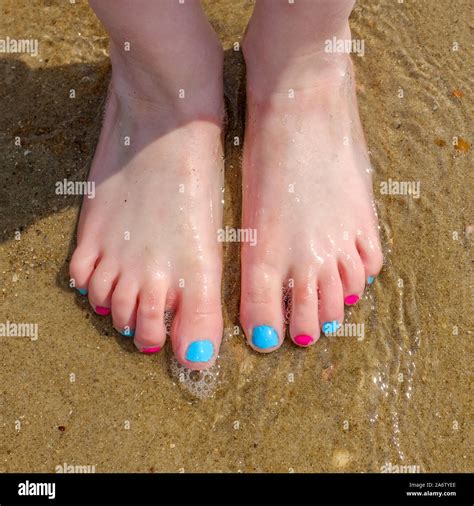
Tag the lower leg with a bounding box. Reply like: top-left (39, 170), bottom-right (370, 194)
top-left (89, 0), bottom-right (223, 116)
top-left (240, 0), bottom-right (383, 352)
top-left (70, 1), bottom-right (225, 369)
top-left (243, 0), bottom-right (356, 97)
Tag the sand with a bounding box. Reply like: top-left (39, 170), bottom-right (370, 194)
top-left (0, 0), bottom-right (472, 472)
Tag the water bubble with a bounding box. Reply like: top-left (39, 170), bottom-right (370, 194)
top-left (169, 357), bottom-right (220, 400)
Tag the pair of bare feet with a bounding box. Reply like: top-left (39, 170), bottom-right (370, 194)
top-left (69, 0), bottom-right (383, 370)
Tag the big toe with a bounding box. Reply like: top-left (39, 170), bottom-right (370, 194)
top-left (171, 275), bottom-right (223, 370)
top-left (240, 263), bottom-right (285, 353)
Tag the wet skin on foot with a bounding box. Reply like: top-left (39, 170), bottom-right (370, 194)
top-left (239, 15), bottom-right (384, 354)
top-left (68, 32), bottom-right (225, 370)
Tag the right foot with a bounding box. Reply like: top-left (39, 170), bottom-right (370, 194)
top-left (69, 39), bottom-right (225, 369)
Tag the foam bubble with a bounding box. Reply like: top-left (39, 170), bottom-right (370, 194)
top-left (169, 356), bottom-right (220, 400)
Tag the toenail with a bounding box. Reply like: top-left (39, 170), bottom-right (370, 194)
top-left (344, 294), bottom-right (359, 305)
top-left (252, 325), bottom-right (279, 349)
top-left (142, 346), bottom-right (161, 354)
top-left (120, 328), bottom-right (135, 337)
top-left (367, 276), bottom-right (375, 284)
top-left (322, 320), bottom-right (341, 335)
top-left (95, 306), bottom-right (111, 316)
top-left (77, 288), bottom-right (88, 295)
top-left (294, 334), bottom-right (313, 347)
top-left (185, 340), bottom-right (214, 363)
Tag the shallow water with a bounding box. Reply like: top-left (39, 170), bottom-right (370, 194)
top-left (0, 0), bottom-right (472, 472)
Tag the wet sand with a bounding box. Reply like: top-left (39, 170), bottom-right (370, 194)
top-left (0, 0), bottom-right (472, 472)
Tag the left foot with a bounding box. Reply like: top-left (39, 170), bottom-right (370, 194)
top-left (240, 25), bottom-right (383, 352)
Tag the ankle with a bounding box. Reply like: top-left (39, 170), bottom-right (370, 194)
top-left (108, 37), bottom-right (224, 121)
top-left (243, 22), bottom-right (353, 99)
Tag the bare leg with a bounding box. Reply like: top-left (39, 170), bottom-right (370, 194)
top-left (70, 0), bottom-right (225, 369)
top-left (240, 0), bottom-right (383, 351)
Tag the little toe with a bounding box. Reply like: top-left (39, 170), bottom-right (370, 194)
top-left (356, 234), bottom-right (384, 284)
top-left (69, 246), bottom-right (99, 296)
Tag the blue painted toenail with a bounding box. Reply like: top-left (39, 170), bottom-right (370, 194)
top-left (77, 288), bottom-right (88, 295)
top-left (322, 320), bottom-right (341, 335)
top-left (367, 276), bottom-right (375, 284)
top-left (252, 325), bottom-right (279, 349)
top-left (120, 328), bottom-right (135, 337)
top-left (186, 340), bottom-right (214, 362)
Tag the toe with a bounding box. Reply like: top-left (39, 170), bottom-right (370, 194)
top-left (134, 284), bottom-right (167, 354)
top-left (87, 258), bottom-right (119, 315)
top-left (356, 233), bottom-right (384, 283)
top-left (111, 276), bottom-right (139, 337)
top-left (171, 275), bottom-right (223, 370)
top-left (69, 245), bottom-right (99, 295)
top-left (289, 273), bottom-right (319, 347)
top-left (337, 249), bottom-right (366, 306)
top-left (240, 264), bottom-right (284, 353)
top-left (318, 262), bottom-right (344, 336)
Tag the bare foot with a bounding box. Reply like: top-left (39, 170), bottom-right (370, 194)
top-left (241, 19), bottom-right (383, 352)
top-left (70, 30), bottom-right (225, 369)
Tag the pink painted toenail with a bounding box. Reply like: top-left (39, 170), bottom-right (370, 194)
top-left (344, 294), bottom-right (359, 306)
top-left (142, 346), bottom-right (161, 354)
top-left (294, 335), bottom-right (313, 347)
top-left (95, 306), bottom-right (111, 316)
